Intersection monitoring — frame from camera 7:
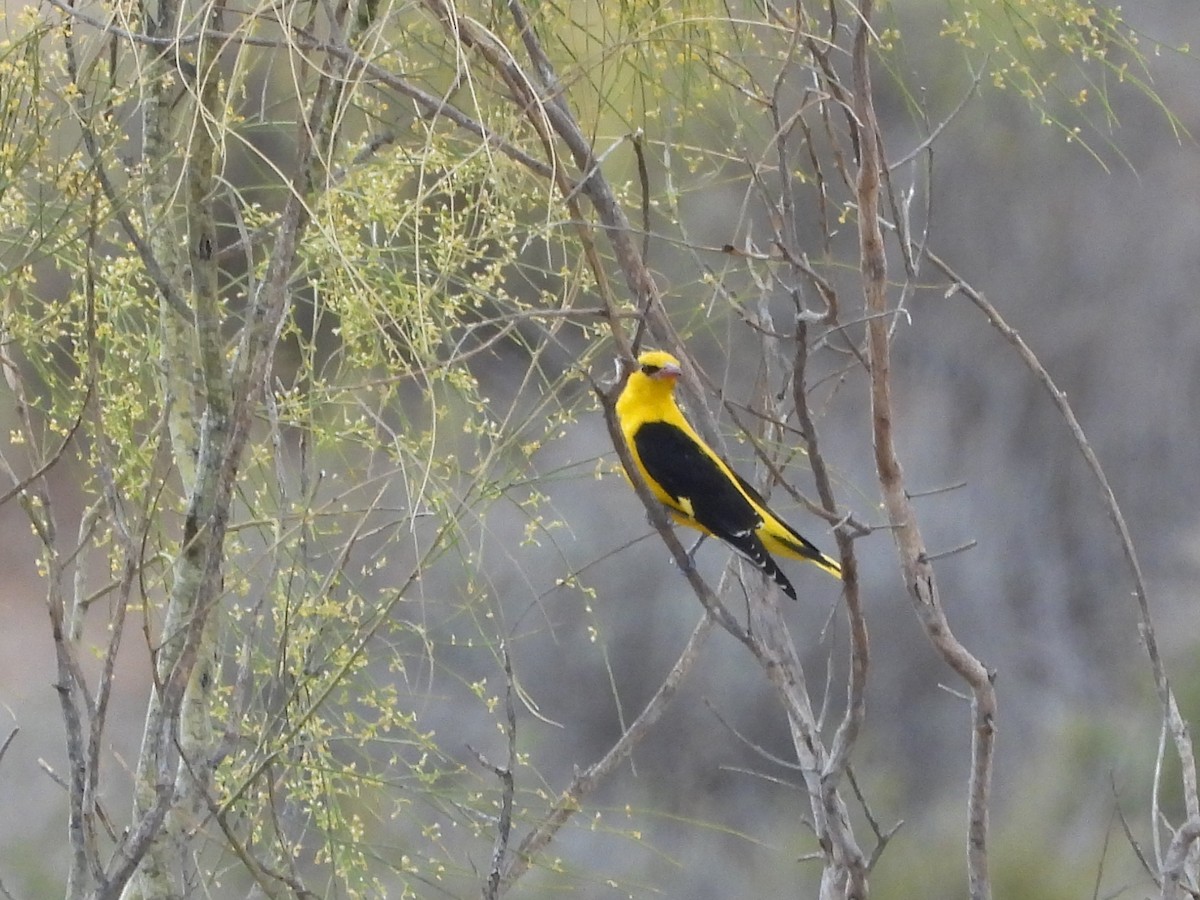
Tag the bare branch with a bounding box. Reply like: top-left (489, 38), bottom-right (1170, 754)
top-left (930, 247), bottom-right (1200, 893)
top-left (1162, 819), bottom-right (1200, 900)
top-left (854, 4), bottom-right (995, 898)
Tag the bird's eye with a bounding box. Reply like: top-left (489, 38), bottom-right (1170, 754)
top-left (640, 364), bottom-right (660, 376)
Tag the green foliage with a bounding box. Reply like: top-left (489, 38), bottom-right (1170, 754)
top-left (937, 0), bottom-right (1190, 159)
top-left (0, 14), bottom-right (59, 260)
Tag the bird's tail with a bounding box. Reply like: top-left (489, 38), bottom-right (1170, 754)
top-left (724, 529), bottom-right (801, 601)
top-left (765, 530), bottom-right (843, 580)
top-left (732, 471), bottom-right (842, 580)
top-left (766, 561), bottom-right (799, 601)
top-left (746, 549), bottom-right (799, 600)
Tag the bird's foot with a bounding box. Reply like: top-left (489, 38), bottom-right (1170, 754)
top-left (670, 534), bottom-right (706, 573)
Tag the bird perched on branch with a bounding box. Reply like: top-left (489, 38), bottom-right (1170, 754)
top-left (614, 349), bottom-right (841, 600)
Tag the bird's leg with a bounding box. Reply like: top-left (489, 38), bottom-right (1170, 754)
top-left (669, 533), bottom-right (706, 575)
top-left (643, 504), bottom-right (705, 572)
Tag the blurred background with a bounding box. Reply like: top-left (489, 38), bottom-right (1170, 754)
top-left (2, 1), bottom-right (1200, 897)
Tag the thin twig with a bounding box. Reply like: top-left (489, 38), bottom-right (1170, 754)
top-left (703, 697), bottom-right (801, 771)
top-left (846, 764), bottom-right (902, 870)
top-left (929, 249), bottom-right (1200, 873)
top-left (888, 54), bottom-right (987, 171)
top-left (918, 540), bottom-right (978, 563)
top-left (631, 129), bottom-right (651, 268)
top-left (1113, 771), bottom-right (1158, 884)
top-left (500, 611), bottom-right (714, 889)
top-left (906, 480), bottom-right (968, 499)
top-left (479, 643), bottom-right (518, 900)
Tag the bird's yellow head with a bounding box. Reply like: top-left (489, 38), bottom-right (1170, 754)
top-left (616, 349), bottom-right (685, 427)
top-left (617, 350), bottom-right (684, 413)
top-left (632, 350), bottom-right (683, 384)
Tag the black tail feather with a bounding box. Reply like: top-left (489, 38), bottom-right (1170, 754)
top-left (719, 528), bottom-right (798, 601)
top-left (764, 557), bottom-right (798, 601)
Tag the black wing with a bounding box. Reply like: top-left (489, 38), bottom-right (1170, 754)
top-left (633, 421), bottom-right (797, 600)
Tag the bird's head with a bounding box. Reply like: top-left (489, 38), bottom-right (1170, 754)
top-left (616, 350), bottom-right (685, 411)
top-left (633, 350), bottom-right (683, 384)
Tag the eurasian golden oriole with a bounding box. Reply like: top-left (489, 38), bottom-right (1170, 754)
top-left (615, 350), bottom-right (841, 600)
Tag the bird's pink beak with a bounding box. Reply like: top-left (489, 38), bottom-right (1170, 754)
top-left (655, 363), bottom-right (683, 380)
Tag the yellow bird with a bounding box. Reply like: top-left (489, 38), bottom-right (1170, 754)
top-left (615, 349), bottom-right (841, 600)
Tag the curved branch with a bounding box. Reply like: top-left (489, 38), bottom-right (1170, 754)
top-left (853, 3), bottom-right (995, 899)
top-left (926, 248), bottom-right (1200, 887)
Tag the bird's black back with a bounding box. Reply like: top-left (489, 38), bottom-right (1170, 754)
top-left (632, 421), bottom-right (797, 600)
